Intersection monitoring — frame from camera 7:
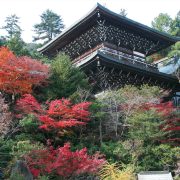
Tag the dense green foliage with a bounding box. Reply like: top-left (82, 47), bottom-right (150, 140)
top-left (43, 53), bottom-right (89, 100)
top-left (168, 41), bottom-right (180, 57)
top-left (0, 36), bottom-right (6, 46)
top-left (152, 11), bottom-right (180, 36)
top-left (152, 13), bottom-right (172, 33)
top-left (6, 35), bottom-right (30, 56)
top-left (128, 110), bottom-right (163, 142)
top-left (0, 138), bottom-right (14, 169)
top-left (151, 11), bottom-right (180, 59)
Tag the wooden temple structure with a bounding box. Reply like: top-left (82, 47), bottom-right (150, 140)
top-left (38, 3), bottom-right (180, 93)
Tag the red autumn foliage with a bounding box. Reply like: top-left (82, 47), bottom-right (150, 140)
top-left (16, 94), bottom-right (44, 117)
top-left (25, 143), bottom-right (106, 178)
top-left (143, 101), bottom-right (175, 116)
top-left (0, 47), bottom-right (49, 95)
top-left (16, 94), bottom-right (92, 131)
top-left (143, 101), bottom-right (180, 144)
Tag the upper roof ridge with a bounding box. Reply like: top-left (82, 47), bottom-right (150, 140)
top-left (38, 3), bottom-right (179, 54)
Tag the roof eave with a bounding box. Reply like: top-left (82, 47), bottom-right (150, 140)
top-left (38, 3), bottom-right (100, 53)
top-left (38, 3), bottom-right (180, 54)
top-left (79, 51), bottom-right (179, 83)
top-left (96, 3), bottom-right (180, 43)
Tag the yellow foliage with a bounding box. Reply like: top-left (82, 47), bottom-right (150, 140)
top-left (99, 162), bottom-right (135, 180)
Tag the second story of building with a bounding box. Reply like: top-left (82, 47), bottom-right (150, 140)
top-left (38, 3), bottom-right (179, 60)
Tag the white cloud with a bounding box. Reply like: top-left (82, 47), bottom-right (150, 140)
top-left (0, 0), bottom-right (179, 42)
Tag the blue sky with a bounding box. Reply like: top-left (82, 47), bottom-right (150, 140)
top-left (0, 0), bottom-right (179, 42)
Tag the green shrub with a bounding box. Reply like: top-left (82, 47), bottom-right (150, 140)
top-left (136, 144), bottom-right (180, 172)
top-left (12, 140), bottom-right (44, 159)
top-left (0, 138), bottom-right (14, 169)
top-left (18, 114), bottom-right (46, 142)
top-left (43, 53), bottom-right (89, 100)
top-left (128, 110), bottom-right (164, 143)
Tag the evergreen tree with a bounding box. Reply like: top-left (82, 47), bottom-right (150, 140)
top-left (25, 43), bottom-right (45, 59)
top-left (0, 36), bottom-right (7, 46)
top-left (152, 13), bottom-right (173, 33)
top-left (1, 14), bottom-right (31, 56)
top-left (151, 12), bottom-right (179, 60)
top-left (1, 14), bottom-right (22, 39)
top-left (33, 9), bottom-right (64, 43)
top-left (170, 11), bottom-right (180, 36)
top-left (6, 34), bottom-right (30, 56)
top-left (168, 42), bottom-right (180, 57)
top-left (43, 53), bottom-right (89, 100)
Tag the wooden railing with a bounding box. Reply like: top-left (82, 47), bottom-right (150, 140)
top-left (74, 44), bottom-right (158, 71)
top-left (99, 46), bottom-right (158, 70)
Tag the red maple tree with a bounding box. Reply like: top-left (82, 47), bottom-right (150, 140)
top-left (16, 95), bottom-right (103, 178)
top-left (16, 94), bottom-right (43, 117)
top-left (0, 47), bottom-right (49, 95)
top-left (16, 94), bottom-right (92, 131)
top-left (25, 143), bottom-right (106, 178)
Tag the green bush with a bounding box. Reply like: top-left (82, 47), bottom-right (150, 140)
top-left (43, 53), bottom-right (89, 100)
top-left (18, 114), bottom-right (46, 142)
top-left (100, 141), bottom-right (129, 163)
top-left (128, 110), bottom-right (164, 143)
top-left (0, 138), bottom-right (14, 169)
top-left (12, 140), bottom-right (44, 160)
top-left (136, 144), bottom-right (180, 172)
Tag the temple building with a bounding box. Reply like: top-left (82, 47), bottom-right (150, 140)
top-left (38, 3), bottom-right (180, 95)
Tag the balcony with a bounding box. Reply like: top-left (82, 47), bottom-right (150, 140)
top-left (98, 46), bottom-right (158, 71)
top-left (74, 43), bottom-right (158, 72)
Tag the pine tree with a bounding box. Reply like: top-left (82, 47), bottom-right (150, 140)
top-left (33, 9), bottom-right (64, 43)
top-left (1, 14), bottom-right (22, 39)
top-left (43, 53), bottom-right (89, 100)
top-left (170, 11), bottom-right (180, 36)
top-left (152, 13), bottom-right (172, 33)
